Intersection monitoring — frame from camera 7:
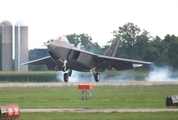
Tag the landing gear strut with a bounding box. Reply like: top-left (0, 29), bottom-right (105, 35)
top-left (62, 65), bottom-right (67, 72)
top-left (62, 60), bottom-right (67, 72)
top-left (90, 68), bottom-right (100, 82)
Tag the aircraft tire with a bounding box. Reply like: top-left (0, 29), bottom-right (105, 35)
top-left (94, 73), bottom-right (100, 82)
top-left (64, 73), bottom-right (69, 82)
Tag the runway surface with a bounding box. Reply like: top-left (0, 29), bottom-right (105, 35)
top-left (1, 81), bottom-right (178, 113)
top-left (0, 81), bottom-right (178, 87)
top-left (21, 108), bottom-right (178, 113)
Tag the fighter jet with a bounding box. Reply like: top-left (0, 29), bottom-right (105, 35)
top-left (22, 35), bottom-right (152, 82)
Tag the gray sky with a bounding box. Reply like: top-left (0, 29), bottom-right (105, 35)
top-left (0, 0), bottom-right (178, 49)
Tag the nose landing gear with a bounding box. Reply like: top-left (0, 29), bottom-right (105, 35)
top-left (63, 69), bottom-right (72, 82)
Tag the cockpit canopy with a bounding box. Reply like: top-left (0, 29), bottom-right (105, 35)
top-left (55, 35), bottom-right (69, 42)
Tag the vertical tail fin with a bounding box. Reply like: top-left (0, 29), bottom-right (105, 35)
top-left (104, 34), bottom-right (121, 57)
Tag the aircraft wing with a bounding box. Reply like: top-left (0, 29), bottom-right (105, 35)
top-left (96, 55), bottom-right (152, 71)
top-left (22, 52), bottom-right (151, 72)
top-left (21, 56), bottom-right (63, 71)
top-left (21, 56), bottom-right (51, 65)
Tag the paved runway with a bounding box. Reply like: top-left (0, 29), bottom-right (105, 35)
top-left (21, 108), bottom-right (178, 113)
top-left (0, 81), bottom-right (178, 87)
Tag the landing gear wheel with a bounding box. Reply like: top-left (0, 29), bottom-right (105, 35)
top-left (64, 73), bottom-right (69, 82)
top-left (94, 72), bottom-right (100, 82)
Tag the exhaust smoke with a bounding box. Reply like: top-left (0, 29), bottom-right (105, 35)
top-left (100, 70), bottom-right (135, 82)
top-left (56, 65), bottom-right (178, 82)
top-left (56, 71), bottom-right (92, 82)
top-left (146, 65), bottom-right (178, 81)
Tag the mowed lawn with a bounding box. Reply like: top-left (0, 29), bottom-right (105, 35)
top-left (0, 84), bottom-right (178, 108)
top-left (19, 112), bottom-right (178, 120)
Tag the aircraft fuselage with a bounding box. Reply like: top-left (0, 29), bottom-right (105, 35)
top-left (47, 40), bottom-right (98, 72)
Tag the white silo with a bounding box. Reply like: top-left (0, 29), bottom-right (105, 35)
top-left (0, 20), bottom-right (13, 71)
top-left (15, 20), bottom-right (28, 71)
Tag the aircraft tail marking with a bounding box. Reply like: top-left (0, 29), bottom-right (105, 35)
top-left (104, 34), bottom-right (121, 57)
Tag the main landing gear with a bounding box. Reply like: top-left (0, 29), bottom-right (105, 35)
top-left (94, 72), bottom-right (100, 82)
top-left (63, 68), bottom-right (72, 82)
top-left (61, 60), bottom-right (71, 82)
top-left (62, 61), bottom-right (100, 82)
top-left (63, 70), bottom-right (100, 82)
top-left (90, 69), bottom-right (100, 82)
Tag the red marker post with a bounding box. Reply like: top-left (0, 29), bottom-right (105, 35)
top-left (78, 84), bottom-right (94, 100)
top-left (0, 104), bottom-right (20, 120)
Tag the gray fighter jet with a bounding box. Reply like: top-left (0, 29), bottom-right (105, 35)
top-left (22, 35), bottom-right (152, 82)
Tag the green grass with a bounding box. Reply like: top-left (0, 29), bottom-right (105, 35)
top-left (0, 85), bottom-right (178, 108)
top-left (1, 84), bottom-right (178, 120)
top-left (0, 71), bottom-right (58, 82)
top-left (19, 112), bottom-right (178, 120)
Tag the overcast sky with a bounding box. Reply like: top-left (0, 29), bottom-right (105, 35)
top-left (0, 0), bottom-right (178, 49)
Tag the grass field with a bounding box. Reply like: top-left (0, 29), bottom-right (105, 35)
top-left (1, 84), bottom-right (178, 119)
top-left (0, 84), bottom-right (178, 108)
top-left (19, 112), bottom-right (178, 120)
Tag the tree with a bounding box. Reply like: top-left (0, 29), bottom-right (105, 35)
top-left (28, 49), bottom-right (48, 71)
top-left (142, 46), bottom-right (160, 62)
top-left (66, 33), bottom-right (80, 47)
top-left (150, 36), bottom-right (164, 54)
top-left (67, 33), bottom-right (103, 54)
top-left (112, 22), bottom-right (143, 59)
top-left (79, 33), bottom-right (93, 50)
top-left (67, 33), bottom-right (93, 51)
top-left (44, 39), bottom-right (54, 46)
top-left (91, 42), bottom-right (103, 55)
top-left (148, 34), bottom-right (178, 68)
top-left (135, 30), bottom-right (155, 61)
top-left (164, 35), bottom-right (178, 68)
top-left (116, 23), bottom-right (141, 59)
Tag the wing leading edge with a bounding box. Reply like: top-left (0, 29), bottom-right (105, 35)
top-left (21, 56), bottom-right (52, 65)
top-left (21, 56), bottom-right (63, 71)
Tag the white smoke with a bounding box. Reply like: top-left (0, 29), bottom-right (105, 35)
top-left (100, 70), bottom-right (135, 82)
top-left (56, 72), bottom-right (63, 82)
top-left (56, 65), bottom-right (178, 82)
top-left (69, 71), bottom-right (80, 82)
top-left (56, 71), bottom-right (92, 82)
top-left (146, 65), bottom-right (177, 81)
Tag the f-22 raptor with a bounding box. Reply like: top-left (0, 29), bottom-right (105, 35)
top-left (22, 35), bottom-right (152, 82)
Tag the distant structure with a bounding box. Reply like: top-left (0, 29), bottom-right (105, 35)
top-left (0, 20), bottom-right (13, 71)
top-left (35, 48), bottom-right (48, 59)
top-left (15, 20), bottom-right (28, 71)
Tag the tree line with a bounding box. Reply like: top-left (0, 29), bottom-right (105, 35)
top-left (29, 22), bottom-right (178, 70)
